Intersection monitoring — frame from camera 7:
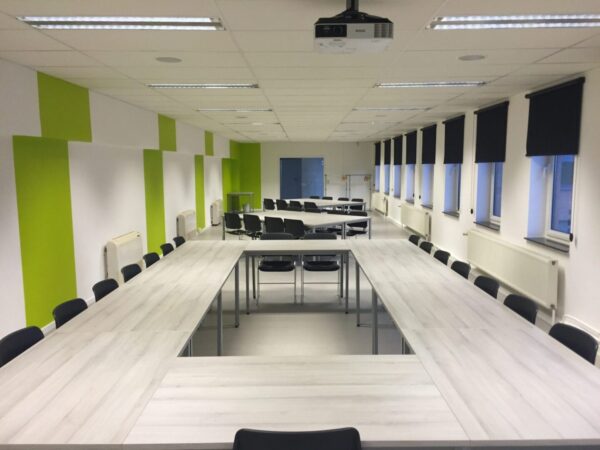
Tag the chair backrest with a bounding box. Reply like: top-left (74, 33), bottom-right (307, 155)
top-left (233, 427), bottom-right (362, 450)
top-left (309, 195), bottom-right (320, 199)
top-left (338, 197), bottom-right (349, 201)
top-left (173, 236), bottom-right (185, 247)
top-left (263, 198), bottom-right (275, 210)
top-left (419, 241), bottom-right (433, 254)
top-left (474, 275), bottom-right (500, 299)
top-left (92, 278), bottom-right (119, 301)
top-left (53, 298), bottom-right (88, 328)
top-left (305, 232), bottom-right (337, 240)
top-left (224, 212), bottom-right (243, 229)
top-left (304, 201), bottom-right (318, 210)
top-left (275, 199), bottom-right (288, 210)
top-left (121, 263), bottom-right (142, 283)
top-left (327, 210), bottom-right (347, 215)
top-left (305, 207), bottom-right (321, 213)
top-left (243, 214), bottom-right (262, 233)
top-left (143, 252), bottom-right (160, 268)
top-left (289, 200), bottom-right (302, 209)
top-left (433, 250), bottom-right (450, 265)
top-left (504, 294), bottom-right (538, 324)
top-left (284, 218), bottom-right (305, 239)
top-left (350, 198), bottom-right (364, 210)
top-left (161, 243), bottom-right (175, 256)
top-left (348, 211), bottom-right (368, 229)
top-left (549, 323), bottom-right (598, 364)
top-left (322, 196), bottom-right (333, 200)
top-left (450, 260), bottom-right (470, 279)
top-left (408, 234), bottom-right (420, 246)
top-left (265, 216), bottom-right (285, 233)
top-left (0, 326), bottom-right (44, 368)
top-left (260, 232), bottom-right (294, 241)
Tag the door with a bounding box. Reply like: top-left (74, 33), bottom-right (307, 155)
top-left (280, 158), bottom-right (324, 199)
top-left (346, 174), bottom-right (372, 210)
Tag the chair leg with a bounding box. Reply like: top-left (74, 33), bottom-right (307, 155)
top-left (293, 264), bottom-right (297, 304)
top-left (257, 269), bottom-right (260, 307)
top-left (301, 262), bottom-right (304, 305)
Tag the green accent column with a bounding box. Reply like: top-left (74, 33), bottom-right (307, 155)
top-left (222, 158), bottom-right (241, 213)
top-left (229, 141), bottom-right (262, 210)
top-left (158, 115), bottom-right (177, 151)
top-left (13, 136), bottom-right (77, 327)
top-left (195, 155), bottom-right (206, 229)
top-left (205, 131), bottom-right (214, 156)
top-left (37, 72), bottom-right (92, 142)
top-left (143, 150), bottom-right (166, 254)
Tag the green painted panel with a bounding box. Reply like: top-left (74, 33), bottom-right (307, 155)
top-left (37, 72), bottom-right (92, 142)
top-left (158, 115), bottom-right (177, 151)
top-left (143, 150), bottom-right (166, 254)
top-left (195, 155), bottom-right (206, 229)
top-left (221, 158), bottom-right (232, 212)
top-left (13, 136), bottom-right (77, 327)
top-left (238, 143), bottom-right (262, 210)
top-left (205, 131), bottom-right (214, 156)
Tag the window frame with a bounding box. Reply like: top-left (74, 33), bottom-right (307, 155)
top-left (545, 155), bottom-right (575, 243)
top-left (421, 164), bottom-right (434, 208)
top-left (405, 164), bottom-right (415, 203)
top-left (393, 164), bottom-right (401, 198)
top-left (444, 163), bottom-right (461, 214)
top-left (489, 162), bottom-right (503, 225)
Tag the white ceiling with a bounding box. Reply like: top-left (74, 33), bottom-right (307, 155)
top-left (1, 0), bottom-right (600, 142)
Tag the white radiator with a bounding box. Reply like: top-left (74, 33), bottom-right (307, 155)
top-left (371, 192), bottom-right (386, 214)
top-left (177, 210), bottom-right (198, 239)
top-left (105, 231), bottom-right (143, 284)
top-left (400, 203), bottom-right (431, 238)
top-left (467, 230), bottom-right (558, 310)
top-left (210, 200), bottom-right (222, 226)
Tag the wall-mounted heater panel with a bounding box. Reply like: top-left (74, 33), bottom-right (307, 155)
top-left (211, 200), bottom-right (222, 226)
top-left (467, 230), bottom-right (558, 310)
top-left (105, 231), bottom-right (143, 284)
top-left (177, 210), bottom-right (197, 239)
top-left (400, 203), bottom-right (431, 239)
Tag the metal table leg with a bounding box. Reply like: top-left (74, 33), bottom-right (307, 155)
top-left (245, 254), bottom-right (250, 314)
top-left (345, 252), bottom-right (349, 308)
top-left (217, 292), bottom-right (223, 356)
top-left (372, 288), bottom-right (378, 355)
top-left (252, 256), bottom-right (256, 299)
top-left (368, 218), bottom-right (372, 239)
top-left (222, 218), bottom-right (225, 240)
top-left (340, 251), bottom-right (344, 303)
top-left (234, 262), bottom-right (240, 327)
top-left (356, 261), bottom-right (361, 326)
top-left (342, 222), bottom-right (347, 239)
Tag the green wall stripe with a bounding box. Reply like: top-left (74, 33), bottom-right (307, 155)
top-left (195, 155), bottom-right (206, 229)
top-left (221, 158), bottom-right (240, 212)
top-left (229, 141), bottom-right (262, 210)
top-left (37, 72), bottom-right (92, 142)
top-left (158, 115), bottom-right (177, 151)
top-left (143, 150), bottom-right (166, 254)
top-left (205, 131), bottom-right (214, 156)
top-left (13, 136), bottom-right (77, 327)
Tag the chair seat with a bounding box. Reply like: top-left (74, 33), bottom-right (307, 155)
top-left (346, 229), bottom-right (367, 236)
top-left (303, 261), bottom-right (340, 271)
top-left (259, 260), bottom-right (295, 272)
top-left (227, 229), bottom-right (246, 235)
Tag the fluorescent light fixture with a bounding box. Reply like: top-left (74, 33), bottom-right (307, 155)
top-left (375, 81), bottom-right (486, 88)
top-left (17, 16), bottom-right (223, 30)
top-left (197, 108), bottom-right (273, 112)
top-left (429, 15), bottom-right (600, 30)
top-left (353, 107), bottom-right (430, 111)
top-left (148, 83), bottom-right (259, 89)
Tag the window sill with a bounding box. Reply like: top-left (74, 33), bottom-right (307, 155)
top-left (443, 210), bottom-right (459, 218)
top-left (475, 220), bottom-right (500, 232)
top-left (422, 204), bottom-right (433, 210)
top-left (524, 237), bottom-right (570, 254)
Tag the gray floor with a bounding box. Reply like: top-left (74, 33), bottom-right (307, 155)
top-left (189, 212), bottom-right (410, 357)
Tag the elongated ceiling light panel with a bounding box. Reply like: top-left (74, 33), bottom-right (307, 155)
top-left (197, 108), bottom-right (273, 112)
top-left (429, 15), bottom-right (600, 30)
top-left (353, 107), bottom-right (430, 111)
top-left (375, 81), bottom-right (486, 88)
top-left (148, 83), bottom-right (258, 89)
top-left (17, 16), bottom-right (224, 30)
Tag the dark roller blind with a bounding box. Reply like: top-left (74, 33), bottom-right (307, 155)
top-left (526, 77), bottom-right (584, 157)
top-left (444, 115), bottom-right (465, 164)
top-left (421, 124), bottom-right (437, 164)
top-left (475, 101), bottom-right (509, 163)
top-left (393, 135), bottom-right (402, 165)
top-left (374, 142), bottom-right (381, 165)
top-left (384, 139), bottom-right (391, 164)
top-left (406, 131), bottom-right (417, 164)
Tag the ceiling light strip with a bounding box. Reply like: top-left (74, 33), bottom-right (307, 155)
top-left (375, 81), bottom-right (486, 88)
top-left (429, 14), bottom-right (600, 30)
top-left (17, 16), bottom-right (223, 30)
top-left (353, 107), bottom-right (430, 111)
top-left (197, 108), bottom-right (273, 112)
top-left (148, 83), bottom-right (259, 89)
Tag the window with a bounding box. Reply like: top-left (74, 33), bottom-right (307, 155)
top-left (393, 165), bottom-right (401, 198)
top-left (443, 116), bottom-right (465, 216)
top-left (475, 162), bottom-right (503, 226)
top-left (374, 166), bottom-right (380, 192)
top-left (374, 142), bottom-right (381, 192)
top-left (420, 125), bottom-right (436, 208)
top-left (405, 165), bottom-right (415, 202)
top-left (444, 164), bottom-right (461, 214)
top-left (384, 139), bottom-right (391, 195)
top-left (405, 131), bottom-right (417, 202)
top-left (548, 154), bottom-right (575, 237)
top-left (491, 163), bottom-right (503, 220)
top-left (393, 135), bottom-right (402, 198)
top-left (421, 165), bottom-right (434, 207)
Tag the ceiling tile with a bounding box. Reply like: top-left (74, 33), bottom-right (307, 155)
top-left (0, 30), bottom-right (69, 51)
top-left (0, 50), bottom-right (101, 67)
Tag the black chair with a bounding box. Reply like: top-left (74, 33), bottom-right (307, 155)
top-left (305, 207), bottom-right (321, 213)
top-left (257, 233), bottom-right (297, 304)
top-left (161, 242), bottom-right (175, 255)
top-left (265, 216), bottom-right (285, 233)
top-left (288, 200), bottom-right (303, 211)
top-left (92, 278), bottom-right (119, 301)
top-left (304, 201), bottom-right (319, 210)
top-left (224, 212), bottom-right (245, 239)
top-left (302, 233), bottom-right (341, 303)
top-left (419, 241), bottom-right (433, 254)
top-left (0, 326), bottom-right (44, 368)
top-left (121, 263), bottom-right (142, 283)
top-left (504, 294), bottom-right (538, 324)
top-left (350, 198), bottom-right (364, 211)
top-left (322, 196), bottom-right (333, 200)
top-left (408, 234), bottom-right (420, 246)
top-left (549, 323), bottom-right (598, 364)
top-left (451, 260), bottom-right (470, 279)
top-left (326, 209), bottom-right (347, 234)
top-left (284, 218), bottom-right (305, 239)
top-left (309, 195), bottom-right (320, 199)
top-left (53, 298), bottom-right (87, 328)
top-left (337, 197), bottom-right (349, 211)
top-left (173, 236), bottom-right (185, 247)
top-left (474, 275), bottom-right (500, 299)
top-left (433, 250), bottom-right (450, 265)
top-left (263, 198), bottom-right (275, 210)
top-left (233, 427), bottom-right (362, 450)
top-left (346, 211), bottom-right (368, 237)
top-left (143, 252), bottom-right (160, 268)
top-left (243, 214), bottom-right (262, 240)
top-left (275, 199), bottom-right (288, 210)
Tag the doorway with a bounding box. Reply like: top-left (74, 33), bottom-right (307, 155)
top-left (280, 157), bottom-right (324, 199)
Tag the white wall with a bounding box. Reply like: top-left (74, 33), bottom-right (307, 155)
top-left (0, 59), bottom-right (40, 137)
top-left (176, 122), bottom-right (205, 155)
top-left (204, 156), bottom-right (223, 227)
top-left (163, 152), bottom-right (196, 240)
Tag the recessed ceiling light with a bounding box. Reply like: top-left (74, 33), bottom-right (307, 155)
top-left (429, 15), bottom-right (600, 30)
top-left (148, 83), bottom-right (259, 89)
top-left (251, 122), bottom-right (263, 126)
top-left (458, 54), bottom-right (486, 61)
top-left (17, 16), bottom-right (224, 30)
top-left (155, 56), bottom-right (182, 63)
top-left (197, 108), bottom-right (273, 112)
top-left (375, 81), bottom-right (486, 88)
top-left (353, 106), bottom-right (430, 111)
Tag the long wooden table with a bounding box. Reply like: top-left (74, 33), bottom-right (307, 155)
top-left (1, 239), bottom-right (600, 448)
top-left (287, 198), bottom-right (365, 209)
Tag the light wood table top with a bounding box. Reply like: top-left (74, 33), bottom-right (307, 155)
top-left (243, 210), bottom-right (370, 228)
top-left (288, 198), bottom-right (365, 208)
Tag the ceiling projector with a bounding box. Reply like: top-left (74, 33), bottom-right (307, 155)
top-left (314, 0), bottom-right (394, 53)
